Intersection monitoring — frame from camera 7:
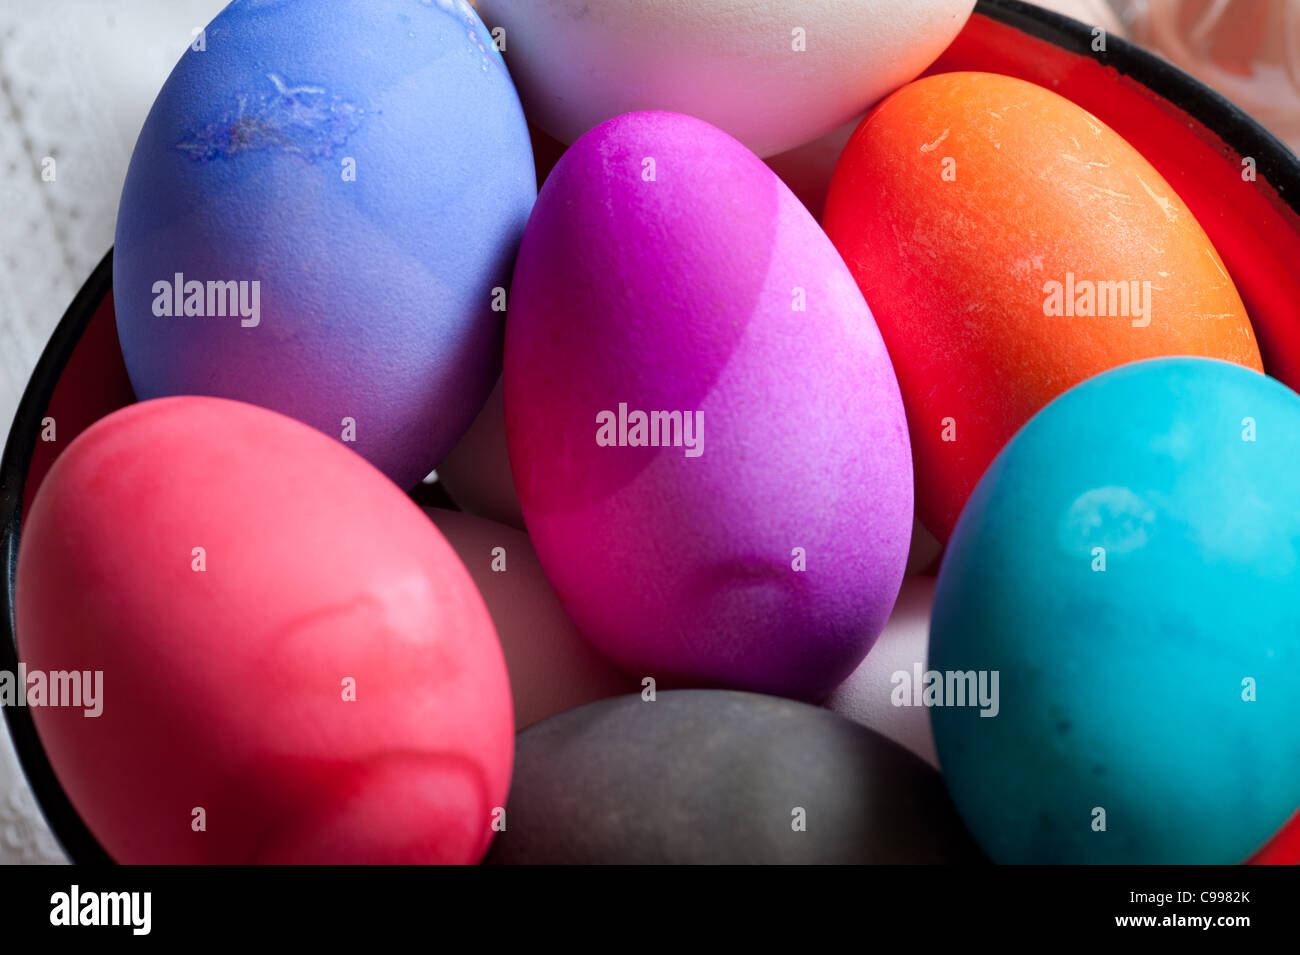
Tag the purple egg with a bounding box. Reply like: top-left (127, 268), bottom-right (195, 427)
top-left (503, 111), bottom-right (912, 700)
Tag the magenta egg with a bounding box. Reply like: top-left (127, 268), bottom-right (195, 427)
top-left (503, 111), bottom-right (912, 700)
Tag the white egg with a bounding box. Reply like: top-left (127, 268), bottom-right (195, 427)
top-left (825, 576), bottom-right (938, 767)
top-left (424, 508), bottom-right (631, 729)
top-left (472, 0), bottom-right (977, 157)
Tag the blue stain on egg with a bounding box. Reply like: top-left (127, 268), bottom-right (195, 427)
top-left (114, 0), bottom-right (535, 490)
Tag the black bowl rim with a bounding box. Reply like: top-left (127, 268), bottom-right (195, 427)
top-left (2, 0), bottom-right (1298, 865)
top-left (1, 248), bottom-right (115, 864)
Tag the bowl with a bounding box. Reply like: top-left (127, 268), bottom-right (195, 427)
top-left (3, 0), bottom-right (1299, 864)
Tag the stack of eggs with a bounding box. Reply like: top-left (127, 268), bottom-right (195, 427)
top-left (13, 0), bottom-right (1300, 864)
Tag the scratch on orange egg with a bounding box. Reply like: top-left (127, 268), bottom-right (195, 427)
top-left (1204, 247), bottom-right (1231, 282)
top-left (1080, 181), bottom-right (1133, 202)
top-left (1061, 153), bottom-right (1112, 169)
top-left (1136, 176), bottom-right (1179, 222)
top-left (919, 128), bottom-right (949, 152)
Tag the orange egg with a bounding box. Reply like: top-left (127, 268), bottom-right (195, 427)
top-left (824, 71), bottom-right (1263, 543)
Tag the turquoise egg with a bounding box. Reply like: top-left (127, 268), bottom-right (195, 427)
top-left (930, 357), bottom-right (1300, 864)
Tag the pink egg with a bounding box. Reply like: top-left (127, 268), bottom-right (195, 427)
top-left (503, 111), bottom-right (913, 700)
top-left (17, 397), bottom-right (513, 863)
top-left (424, 508), bottom-right (632, 728)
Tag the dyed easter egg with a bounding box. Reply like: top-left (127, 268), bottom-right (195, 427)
top-left (17, 397), bottom-right (513, 863)
top-left (473, 0), bottom-right (976, 157)
top-left (823, 71), bottom-right (1263, 542)
top-left (503, 111), bottom-right (913, 701)
top-left (930, 358), bottom-right (1300, 864)
top-left (485, 690), bottom-right (985, 864)
top-left (113, 0), bottom-right (535, 490)
top-left (826, 576), bottom-right (940, 768)
top-left (424, 508), bottom-right (632, 727)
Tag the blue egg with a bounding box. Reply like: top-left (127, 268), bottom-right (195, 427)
top-left (930, 357), bottom-right (1300, 864)
top-left (113, 0), bottom-right (535, 489)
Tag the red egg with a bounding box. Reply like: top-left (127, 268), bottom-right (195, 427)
top-left (17, 396), bottom-right (512, 863)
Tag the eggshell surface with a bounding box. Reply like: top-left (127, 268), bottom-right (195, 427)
top-left (17, 397), bottom-right (514, 864)
top-left (930, 358), bottom-right (1300, 864)
top-left (113, 0), bottom-right (536, 490)
top-left (503, 111), bottom-right (913, 701)
top-left (823, 71), bottom-right (1263, 542)
top-left (424, 508), bottom-right (632, 728)
top-left (485, 690), bottom-right (985, 864)
top-left (473, 0), bottom-right (977, 157)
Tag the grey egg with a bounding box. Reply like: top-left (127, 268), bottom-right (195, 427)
top-left (485, 690), bottom-right (986, 864)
